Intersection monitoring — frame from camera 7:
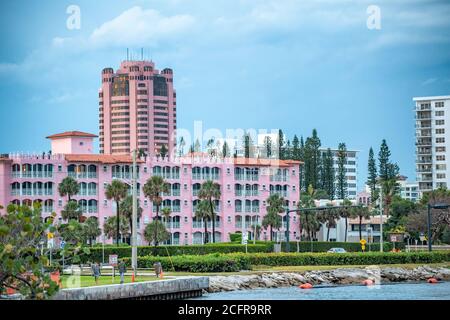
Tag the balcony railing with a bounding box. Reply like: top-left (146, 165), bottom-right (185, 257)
top-left (235, 174), bottom-right (259, 181)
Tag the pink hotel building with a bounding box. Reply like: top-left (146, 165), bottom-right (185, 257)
top-left (0, 60), bottom-right (302, 245)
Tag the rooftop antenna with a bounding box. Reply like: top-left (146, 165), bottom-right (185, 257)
top-left (127, 48), bottom-right (129, 61)
top-left (141, 48), bottom-right (144, 61)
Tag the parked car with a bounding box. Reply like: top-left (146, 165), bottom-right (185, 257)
top-left (327, 248), bottom-right (347, 253)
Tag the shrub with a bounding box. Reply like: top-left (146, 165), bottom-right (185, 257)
top-left (229, 233), bottom-right (242, 243)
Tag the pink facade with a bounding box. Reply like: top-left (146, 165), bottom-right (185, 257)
top-left (0, 136), bottom-right (302, 245)
top-left (99, 60), bottom-right (176, 156)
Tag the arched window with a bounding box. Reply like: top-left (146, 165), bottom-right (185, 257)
top-left (235, 200), bottom-right (242, 212)
top-left (68, 164), bottom-right (76, 178)
top-left (192, 183), bottom-right (201, 196)
top-left (88, 165), bottom-right (97, 178)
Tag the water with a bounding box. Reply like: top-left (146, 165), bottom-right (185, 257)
top-left (196, 282), bottom-right (450, 300)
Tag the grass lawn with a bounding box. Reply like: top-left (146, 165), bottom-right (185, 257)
top-left (60, 275), bottom-right (163, 288)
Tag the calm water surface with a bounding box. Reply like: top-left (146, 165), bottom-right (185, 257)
top-left (195, 282), bottom-right (450, 300)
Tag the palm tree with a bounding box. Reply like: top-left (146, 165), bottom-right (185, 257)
top-left (103, 216), bottom-right (130, 242)
top-left (195, 200), bottom-right (212, 244)
top-left (83, 217), bottom-right (101, 246)
top-left (144, 220), bottom-right (170, 245)
top-left (143, 176), bottom-right (169, 247)
top-left (58, 176), bottom-right (79, 202)
top-left (262, 194), bottom-right (285, 241)
top-left (353, 205), bottom-right (371, 240)
top-left (323, 203), bottom-right (340, 241)
top-left (61, 201), bottom-right (82, 221)
top-left (298, 192), bottom-right (316, 240)
top-left (120, 195), bottom-right (143, 240)
top-left (339, 199), bottom-right (355, 242)
top-left (198, 180), bottom-right (221, 243)
top-left (105, 180), bottom-right (128, 245)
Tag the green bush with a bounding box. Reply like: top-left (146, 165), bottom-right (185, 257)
top-left (79, 244), bottom-right (272, 262)
top-left (122, 251), bottom-right (450, 272)
top-left (123, 253), bottom-right (252, 272)
top-left (229, 233), bottom-right (242, 243)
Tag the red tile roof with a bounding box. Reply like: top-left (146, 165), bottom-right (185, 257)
top-left (46, 131), bottom-right (98, 139)
top-left (65, 154), bottom-right (143, 164)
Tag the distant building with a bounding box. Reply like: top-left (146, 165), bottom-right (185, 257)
top-left (397, 176), bottom-right (421, 202)
top-left (413, 95), bottom-right (450, 193)
top-left (99, 60), bottom-right (177, 156)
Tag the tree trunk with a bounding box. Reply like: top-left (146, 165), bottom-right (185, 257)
top-left (305, 214), bottom-right (310, 241)
top-left (154, 204), bottom-right (159, 248)
top-left (116, 201), bottom-right (120, 245)
top-left (359, 216), bottom-right (362, 241)
top-left (204, 218), bottom-right (209, 244)
top-left (210, 199), bottom-right (215, 243)
top-left (270, 225), bottom-right (273, 241)
top-left (326, 225), bottom-right (330, 241)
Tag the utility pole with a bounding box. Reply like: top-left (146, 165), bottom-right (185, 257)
top-left (131, 149), bottom-right (138, 279)
top-left (379, 187), bottom-right (383, 253)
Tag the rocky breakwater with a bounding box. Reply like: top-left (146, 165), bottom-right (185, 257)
top-left (207, 266), bottom-right (450, 293)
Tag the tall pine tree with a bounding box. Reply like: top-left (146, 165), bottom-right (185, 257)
top-left (378, 139), bottom-right (391, 180)
top-left (278, 129), bottom-right (285, 160)
top-left (367, 147), bottom-right (378, 203)
top-left (336, 142), bottom-right (348, 200)
top-left (322, 148), bottom-right (335, 200)
top-left (304, 129), bottom-right (321, 190)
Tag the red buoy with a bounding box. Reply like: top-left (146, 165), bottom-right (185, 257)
top-left (299, 283), bottom-right (313, 289)
top-left (427, 278), bottom-right (438, 284)
top-left (363, 279), bottom-right (374, 286)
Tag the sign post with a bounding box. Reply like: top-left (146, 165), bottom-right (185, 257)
top-left (109, 254), bottom-right (118, 282)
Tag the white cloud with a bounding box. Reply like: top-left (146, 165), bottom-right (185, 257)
top-left (421, 78), bottom-right (438, 86)
top-left (89, 6), bottom-right (196, 47)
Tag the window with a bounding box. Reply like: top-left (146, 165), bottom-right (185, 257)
top-left (436, 137), bottom-right (445, 143)
top-left (226, 168), bottom-right (231, 175)
top-left (437, 173), bottom-right (446, 179)
top-left (103, 199), bottom-right (108, 206)
top-left (435, 111), bottom-right (444, 117)
top-left (58, 199), bottom-right (62, 207)
top-left (436, 128), bottom-right (445, 134)
top-left (144, 167), bottom-right (147, 173)
top-left (103, 165), bottom-right (107, 172)
top-left (436, 119), bottom-right (445, 125)
top-left (436, 164), bottom-right (446, 170)
top-left (184, 184), bottom-right (187, 190)
top-left (184, 217), bottom-right (188, 223)
top-left (437, 155), bottom-right (446, 161)
top-left (58, 165), bottom-right (62, 172)
top-left (437, 182), bottom-right (447, 188)
top-left (436, 146), bottom-right (446, 152)
top-left (436, 102), bottom-right (444, 108)
top-left (227, 184), bottom-right (231, 190)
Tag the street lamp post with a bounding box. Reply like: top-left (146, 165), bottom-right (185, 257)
top-left (131, 149), bottom-right (138, 279)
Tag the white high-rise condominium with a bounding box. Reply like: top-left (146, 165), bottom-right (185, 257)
top-left (320, 148), bottom-right (359, 199)
top-left (414, 95), bottom-right (450, 192)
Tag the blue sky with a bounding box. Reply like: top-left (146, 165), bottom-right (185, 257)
top-left (0, 0), bottom-right (449, 191)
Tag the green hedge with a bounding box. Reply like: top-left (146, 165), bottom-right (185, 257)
top-left (123, 253), bottom-right (252, 272)
top-left (79, 242), bottom-right (406, 262)
top-left (123, 251), bottom-right (450, 273)
top-left (80, 244), bottom-right (272, 262)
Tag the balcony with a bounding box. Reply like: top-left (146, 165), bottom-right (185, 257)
top-left (417, 167), bottom-right (432, 173)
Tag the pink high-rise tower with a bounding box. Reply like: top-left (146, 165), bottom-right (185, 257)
top-left (99, 60), bottom-right (176, 156)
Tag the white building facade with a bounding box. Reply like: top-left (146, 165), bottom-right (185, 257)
top-left (414, 95), bottom-right (450, 193)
